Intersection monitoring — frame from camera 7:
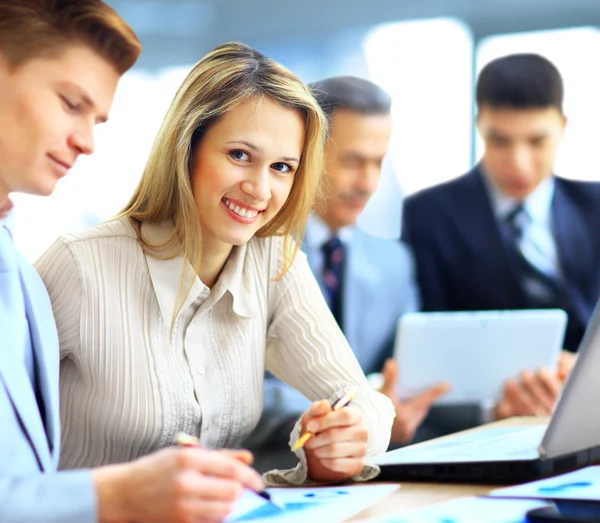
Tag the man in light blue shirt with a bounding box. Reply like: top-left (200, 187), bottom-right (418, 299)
top-left (245, 76), bottom-right (449, 470)
top-left (0, 2), bottom-right (263, 522)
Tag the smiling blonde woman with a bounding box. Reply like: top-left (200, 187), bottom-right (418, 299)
top-left (35, 42), bottom-right (394, 488)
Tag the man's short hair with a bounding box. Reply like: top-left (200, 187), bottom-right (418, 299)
top-left (0, 0), bottom-right (141, 74)
top-left (476, 53), bottom-right (564, 113)
top-left (309, 76), bottom-right (392, 119)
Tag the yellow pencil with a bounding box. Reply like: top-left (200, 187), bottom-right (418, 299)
top-left (175, 432), bottom-right (201, 447)
top-left (292, 390), bottom-right (357, 451)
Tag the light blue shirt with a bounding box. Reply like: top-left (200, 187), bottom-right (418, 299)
top-left (482, 172), bottom-right (560, 278)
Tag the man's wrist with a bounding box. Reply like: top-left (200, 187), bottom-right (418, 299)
top-left (92, 463), bottom-right (132, 523)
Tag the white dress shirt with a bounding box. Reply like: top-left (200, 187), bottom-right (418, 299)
top-left (483, 173), bottom-right (559, 278)
top-left (34, 217), bottom-right (394, 485)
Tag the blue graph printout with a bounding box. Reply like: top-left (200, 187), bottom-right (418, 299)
top-left (224, 484), bottom-right (398, 523)
top-left (362, 497), bottom-right (550, 523)
top-left (490, 465), bottom-right (600, 501)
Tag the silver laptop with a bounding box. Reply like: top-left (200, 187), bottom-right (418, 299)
top-left (370, 301), bottom-right (600, 484)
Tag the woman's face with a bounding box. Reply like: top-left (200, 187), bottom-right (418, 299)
top-left (0, 45), bottom-right (120, 201)
top-left (191, 97), bottom-right (305, 250)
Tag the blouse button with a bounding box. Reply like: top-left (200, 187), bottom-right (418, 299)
top-left (196, 365), bottom-right (205, 375)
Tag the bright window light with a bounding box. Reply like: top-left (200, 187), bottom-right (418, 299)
top-left (363, 18), bottom-right (474, 197)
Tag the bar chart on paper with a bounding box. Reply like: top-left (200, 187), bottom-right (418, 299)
top-left (225, 484), bottom-right (399, 523)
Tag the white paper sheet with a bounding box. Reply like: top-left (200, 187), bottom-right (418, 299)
top-left (490, 465), bottom-right (600, 501)
top-left (225, 484), bottom-right (399, 523)
top-left (361, 496), bottom-right (550, 523)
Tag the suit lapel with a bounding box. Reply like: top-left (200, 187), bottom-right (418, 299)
top-left (0, 276), bottom-right (52, 471)
top-left (20, 269), bottom-right (58, 461)
top-left (343, 229), bottom-right (385, 370)
top-left (552, 180), bottom-right (592, 321)
top-left (457, 168), bottom-right (525, 300)
top-left (342, 231), bottom-right (360, 356)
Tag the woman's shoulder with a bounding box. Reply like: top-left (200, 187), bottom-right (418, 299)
top-left (247, 234), bottom-right (279, 254)
top-left (245, 234), bottom-right (306, 278)
top-left (246, 235), bottom-right (288, 264)
top-left (247, 234), bottom-right (303, 257)
top-left (59, 216), bottom-right (139, 248)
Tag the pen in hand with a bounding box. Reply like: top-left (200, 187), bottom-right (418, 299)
top-left (292, 390), bottom-right (358, 451)
top-left (174, 432), bottom-right (283, 510)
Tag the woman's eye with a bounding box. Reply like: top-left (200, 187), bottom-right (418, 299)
top-left (272, 162), bottom-right (294, 174)
top-left (230, 149), bottom-right (250, 161)
top-left (61, 96), bottom-right (80, 111)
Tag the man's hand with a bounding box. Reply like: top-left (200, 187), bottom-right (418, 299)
top-left (93, 446), bottom-right (265, 523)
top-left (380, 359), bottom-right (450, 445)
top-left (495, 351), bottom-right (577, 420)
top-left (558, 350), bottom-right (577, 379)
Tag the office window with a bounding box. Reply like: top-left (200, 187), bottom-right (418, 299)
top-left (476, 27), bottom-right (600, 182)
top-left (363, 18), bottom-right (474, 197)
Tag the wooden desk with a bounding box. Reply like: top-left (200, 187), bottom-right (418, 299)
top-left (348, 416), bottom-right (548, 522)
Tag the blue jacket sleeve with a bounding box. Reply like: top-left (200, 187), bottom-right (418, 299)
top-left (0, 469), bottom-right (97, 523)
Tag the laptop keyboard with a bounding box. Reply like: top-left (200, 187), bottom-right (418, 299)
top-left (426, 425), bottom-right (546, 461)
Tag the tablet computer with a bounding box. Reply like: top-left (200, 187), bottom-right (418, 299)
top-left (394, 309), bottom-right (567, 405)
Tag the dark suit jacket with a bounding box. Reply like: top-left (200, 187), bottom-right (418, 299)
top-left (402, 167), bottom-right (600, 352)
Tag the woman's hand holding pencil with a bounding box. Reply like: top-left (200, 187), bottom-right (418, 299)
top-left (294, 390), bottom-right (369, 482)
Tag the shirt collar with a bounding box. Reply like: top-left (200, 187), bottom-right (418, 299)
top-left (0, 218), bottom-right (11, 237)
top-left (217, 239), bottom-right (255, 319)
top-left (0, 199), bottom-right (15, 234)
top-left (141, 220), bottom-right (255, 325)
top-left (481, 167), bottom-right (555, 224)
top-left (305, 213), bottom-right (354, 251)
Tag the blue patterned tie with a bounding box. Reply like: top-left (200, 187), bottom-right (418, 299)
top-left (321, 236), bottom-right (345, 325)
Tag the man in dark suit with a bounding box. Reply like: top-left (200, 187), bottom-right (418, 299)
top-left (402, 53), bottom-right (597, 420)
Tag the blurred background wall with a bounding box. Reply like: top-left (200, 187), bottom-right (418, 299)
top-left (12, 0), bottom-right (600, 258)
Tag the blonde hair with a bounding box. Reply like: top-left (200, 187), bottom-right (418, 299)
top-left (121, 42), bottom-right (327, 322)
top-left (0, 0), bottom-right (141, 74)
